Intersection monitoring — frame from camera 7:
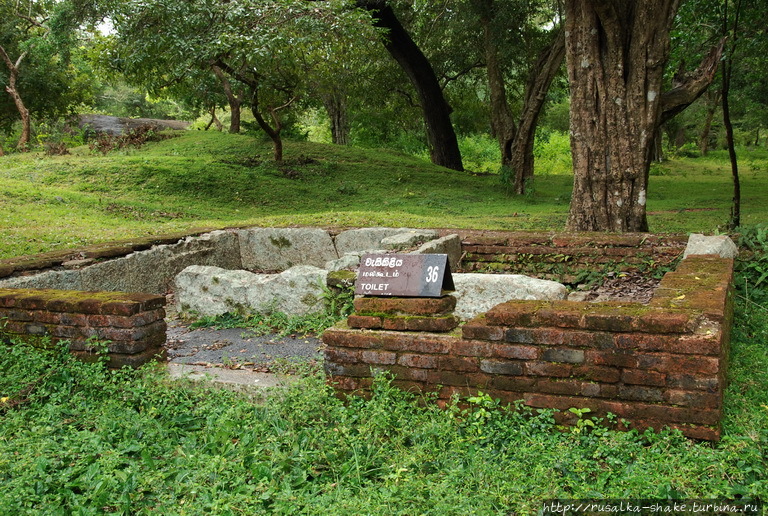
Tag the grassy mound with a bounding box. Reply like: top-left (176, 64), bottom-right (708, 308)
top-left (2, 131), bottom-right (767, 258)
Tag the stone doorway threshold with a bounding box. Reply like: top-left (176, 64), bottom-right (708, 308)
top-left (163, 320), bottom-right (323, 393)
top-left (166, 363), bottom-right (290, 393)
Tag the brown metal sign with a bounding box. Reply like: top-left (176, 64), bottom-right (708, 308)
top-left (355, 253), bottom-right (454, 297)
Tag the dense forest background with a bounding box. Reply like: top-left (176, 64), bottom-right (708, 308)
top-left (2, 0), bottom-right (766, 231)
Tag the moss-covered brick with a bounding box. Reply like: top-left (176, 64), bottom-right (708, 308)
top-left (324, 361), bottom-right (367, 378)
top-left (572, 365), bottom-right (621, 383)
top-left (451, 340), bottom-right (493, 357)
top-left (325, 347), bottom-right (362, 364)
top-left (86, 309), bottom-right (165, 329)
top-left (72, 346), bottom-right (167, 369)
top-left (665, 389), bottom-right (721, 408)
top-left (582, 310), bottom-right (636, 332)
top-left (323, 328), bottom-right (385, 349)
top-left (491, 343), bottom-right (539, 360)
top-left (486, 301), bottom-right (544, 327)
top-left (541, 348), bottom-right (585, 364)
top-left (621, 368), bottom-right (667, 387)
top-left (381, 315), bottom-right (458, 333)
top-left (665, 374), bottom-right (720, 391)
top-left (347, 314), bottom-right (383, 329)
top-left (354, 295), bottom-right (456, 316)
top-left (489, 375), bottom-right (536, 392)
top-left (426, 370), bottom-right (490, 388)
top-left (360, 350), bottom-right (397, 365)
top-left (396, 353), bottom-right (438, 369)
top-left (534, 305), bottom-right (583, 328)
top-left (525, 361), bottom-right (573, 377)
top-left (462, 318), bottom-right (504, 341)
top-left (479, 359), bottom-right (524, 376)
top-left (636, 353), bottom-right (720, 375)
top-left (586, 350), bottom-right (639, 368)
top-left (636, 310), bottom-right (696, 333)
top-left (535, 378), bottom-right (597, 396)
top-left (386, 365), bottom-right (430, 382)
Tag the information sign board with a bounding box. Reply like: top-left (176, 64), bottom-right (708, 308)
top-left (355, 253), bottom-right (454, 297)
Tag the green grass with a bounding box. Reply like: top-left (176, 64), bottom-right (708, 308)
top-left (2, 131), bottom-right (767, 259)
top-left (1, 323), bottom-right (766, 514)
top-left (2, 132), bottom-right (768, 512)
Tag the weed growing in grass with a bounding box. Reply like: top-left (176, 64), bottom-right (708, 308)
top-left (736, 224), bottom-right (768, 307)
top-left (1, 342), bottom-right (767, 512)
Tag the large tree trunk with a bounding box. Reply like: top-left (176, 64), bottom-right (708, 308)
top-left (510, 30), bottom-right (565, 195)
top-left (564, 1), bottom-right (677, 232)
top-left (698, 90), bottom-right (721, 155)
top-left (565, 1), bottom-right (721, 232)
top-left (212, 64), bottom-right (243, 133)
top-left (358, 1), bottom-right (464, 171)
top-left (478, 0), bottom-right (564, 194)
top-left (322, 91), bottom-right (350, 145)
top-left (478, 0), bottom-right (516, 182)
top-left (0, 47), bottom-right (31, 151)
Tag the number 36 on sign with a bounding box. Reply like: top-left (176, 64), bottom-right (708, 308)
top-left (355, 253), bottom-right (454, 297)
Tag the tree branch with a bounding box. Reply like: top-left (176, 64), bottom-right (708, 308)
top-left (660, 38), bottom-right (725, 124)
top-left (440, 61), bottom-right (485, 88)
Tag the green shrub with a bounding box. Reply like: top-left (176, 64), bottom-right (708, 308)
top-left (457, 133), bottom-right (500, 174)
top-left (533, 130), bottom-right (572, 175)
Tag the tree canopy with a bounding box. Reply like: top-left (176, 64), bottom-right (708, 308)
top-left (1, 0), bottom-right (766, 231)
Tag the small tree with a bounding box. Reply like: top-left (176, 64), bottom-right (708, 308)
top-left (102, 0), bottom-right (375, 162)
top-left (1, 0), bottom-right (96, 151)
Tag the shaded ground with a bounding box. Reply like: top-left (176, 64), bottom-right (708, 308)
top-left (165, 322), bottom-right (323, 372)
top-left (575, 271), bottom-right (662, 304)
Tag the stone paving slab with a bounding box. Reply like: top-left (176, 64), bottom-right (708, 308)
top-left (166, 363), bottom-right (289, 393)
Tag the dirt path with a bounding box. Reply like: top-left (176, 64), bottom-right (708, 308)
top-left (164, 321), bottom-right (323, 372)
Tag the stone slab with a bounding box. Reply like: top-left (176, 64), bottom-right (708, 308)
top-left (238, 227), bottom-right (337, 270)
top-left (450, 273), bottom-right (568, 320)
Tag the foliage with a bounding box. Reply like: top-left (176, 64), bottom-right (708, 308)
top-left (456, 133), bottom-right (500, 174)
top-left (0, 0), bottom-right (98, 144)
top-left (93, 0), bottom-right (378, 159)
top-left (91, 83), bottom-right (194, 120)
top-left (2, 132), bottom-right (768, 258)
top-left (2, 325), bottom-right (767, 513)
top-left (533, 129), bottom-right (572, 175)
top-left (735, 224), bottom-right (768, 307)
top-left (189, 281), bottom-right (354, 337)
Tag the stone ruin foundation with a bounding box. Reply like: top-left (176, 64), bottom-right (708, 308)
top-left (0, 227), bottom-right (736, 439)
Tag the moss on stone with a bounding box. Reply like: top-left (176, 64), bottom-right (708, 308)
top-left (269, 236), bottom-right (292, 249)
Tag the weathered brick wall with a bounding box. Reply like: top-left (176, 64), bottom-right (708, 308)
top-left (323, 254), bottom-right (733, 441)
top-left (453, 230), bottom-right (686, 283)
top-left (0, 288), bottom-right (167, 368)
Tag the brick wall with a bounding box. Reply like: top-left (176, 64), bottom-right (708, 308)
top-left (452, 230), bottom-right (686, 283)
top-left (323, 254), bottom-right (733, 441)
top-left (0, 288), bottom-right (167, 368)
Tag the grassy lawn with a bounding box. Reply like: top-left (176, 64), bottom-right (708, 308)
top-left (2, 130), bottom-right (767, 259)
top-left (1, 132), bottom-right (768, 513)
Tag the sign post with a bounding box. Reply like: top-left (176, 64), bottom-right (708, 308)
top-left (354, 253), bottom-right (455, 297)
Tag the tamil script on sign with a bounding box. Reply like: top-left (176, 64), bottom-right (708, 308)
top-left (355, 253), bottom-right (454, 297)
